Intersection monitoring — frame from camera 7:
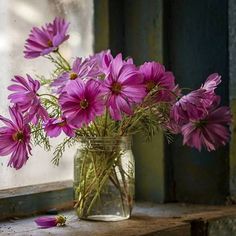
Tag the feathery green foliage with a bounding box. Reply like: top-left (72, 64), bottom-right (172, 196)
top-left (52, 137), bottom-right (77, 166)
top-left (31, 123), bottom-right (51, 151)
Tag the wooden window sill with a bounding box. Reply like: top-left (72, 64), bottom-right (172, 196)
top-left (0, 180), bottom-right (73, 220)
top-left (1, 202), bottom-right (236, 235)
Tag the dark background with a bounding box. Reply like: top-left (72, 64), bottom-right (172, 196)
top-left (94, 0), bottom-right (235, 204)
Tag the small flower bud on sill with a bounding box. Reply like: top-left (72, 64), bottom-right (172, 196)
top-left (35, 215), bottom-right (66, 228)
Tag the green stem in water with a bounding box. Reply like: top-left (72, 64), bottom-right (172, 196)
top-left (93, 121), bottom-right (101, 136)
top-left (103, 108), bottom-right (108, 136)
top-left (110, 167), bottom-right (126, 215)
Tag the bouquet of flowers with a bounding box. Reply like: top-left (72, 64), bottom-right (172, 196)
top-left (0, 17), bottom-right (231, 220)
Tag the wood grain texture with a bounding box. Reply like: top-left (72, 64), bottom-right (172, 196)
top-left (164, 0), bottom-right (229, 204)
top-left (0, 181), bottom-right (73, 220)
top-left (93, 0), bottom-right (166, 203)
top-left (229, 0), bottom-right (236, 199)
top-left (123, 0), bottom-right (166, 203)
top-left (2, 202), bottom-right (236, 235)
top-left (93, 0), bottom-right (109, 52)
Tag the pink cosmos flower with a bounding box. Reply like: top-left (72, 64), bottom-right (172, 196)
top-left (27, 101), bottom-right (49, 125)
top-left (8, 75), bottom-right (40, 113)
top-left (8, 75), bottom-right (49, 124)
top-left (51, 57), bottom-right (100, 94)
top-left (59, 79), bottom-right (104, 128)
top-left (139, 61), bottom-right (176, 102)
top-left (201, 73), bottom-right (221, 91)
top-left (44, 116), bottom-right (75, 138)
top-left (0, 106), bottom-right (31, 169)
top-left (101, 53), bottom-right (146, 120)
top-left (170, 73), bottom-right (221, 123)
top-left (171, 89), bottom-right (213, 123)
top-left (35, 215), bottom-right (66, 228)
top-left (181, 101), bottom-right (231, 151)
top-left (165, 117), bottom-right (182, 134)
top-left (90, 49), bottom-right (113, 74)
top-left (24, 17), bottom-right (69, 59)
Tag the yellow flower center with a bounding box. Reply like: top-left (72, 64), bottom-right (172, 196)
top-left (70, 73), bottom-right (78, 80)
top-left (12, 131), bottom-right (24, 142)
top-left (194, 120), bottom-right (207, 128)
top-left (80, 99), bottom-right (89, 109)
top-left (58, 121), bottom-right (66, 127)
top-left (111, 82), bottom-right (122, 94)
top-left (56, 215), bottom-right (66, 226)
top-left (47, 40), bottom-right (53, 47)
top-left (146, 80), bottom-right (156, 91)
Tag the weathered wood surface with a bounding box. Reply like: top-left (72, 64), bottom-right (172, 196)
top-left (2, 202), bottom-right (236, 236)
top-left (165, 0), bottom-right (229, 205)
top-left (0, 180), bottom-right (72, 199)
top-left (0, 181), bottom-right (73, 220)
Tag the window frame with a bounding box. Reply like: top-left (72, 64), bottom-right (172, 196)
top-left (0, 0), bottom-right (94, 220)
top-left (0, 180), bottom-right (73, 220)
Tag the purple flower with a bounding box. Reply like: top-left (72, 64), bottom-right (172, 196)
top-left (181, 101), bottom-right (231, 151)
top-left (139, 62), bottom-right (176, 102)
top-left (59, 79), bottom-right (104, 128)
top-left (24, 17), bottom-right (69, 59)
top-left (165, 117), bottom-right (182, 134)
top-left (201, 73), bottom-right (221, 92)
top-left (101, 53), bottom-right (146, 120)
top-left (51, 57), bottom-right (100, 94)
top-left (35, 215), bottom-right (66, 228)
top-left (170, 74), bottom-right (222, 123)
top-left (27, 102), bottom-right (49, 125)
top-left (171, 89), bottom-right (213, 123)
top-left (0, 106), bottom-right (31, 169)
top-left (8, 75), bottom-right (40, 113)
top-left (90, 49), bottom-right (113, 74)
top-left (8, 75), bottom-right (49, 124)
top-left (44, 116), bottom-right (75, 138)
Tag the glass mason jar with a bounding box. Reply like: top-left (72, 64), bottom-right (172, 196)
top-left (73, 136), bottom-right (135, 221)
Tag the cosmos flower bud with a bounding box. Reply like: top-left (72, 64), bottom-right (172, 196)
top-left (35, 215), bottom-right (66, 228)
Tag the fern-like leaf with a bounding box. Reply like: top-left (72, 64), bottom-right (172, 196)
top-left (52, 137), bottom-right (77, 166)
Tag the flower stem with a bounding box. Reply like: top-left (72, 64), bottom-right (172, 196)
top-left (38, 93), bottom-right (58, 100)
top-left (55, 51), bottom-right (71, 70)
top-left (103, 108), bottom-right (108, 136)
top-left (87, 126), bottom-right (95, 137)
top-left (93, 121), bottom-right (101, 136)
top-left (110, 168), bottom-right (126, 215)
top-left (30, 128), bottom-right (43, 134)
top-left (44, 54), bottom-right (68, 71)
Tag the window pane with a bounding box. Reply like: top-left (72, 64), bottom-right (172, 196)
top-left (0, 0), bottom-right (93, 189)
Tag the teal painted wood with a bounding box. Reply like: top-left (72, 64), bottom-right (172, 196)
top-left (123, 0), bottom-right (164, 64)
top-left (93, 0), bottom-right (124, 54)
top-left (229, 0), bottom-right (236, 198)
top-left (93, 0), bottom-right (109, 52)
top-left (108, 0), bottom-right (125, 55)
top-left (0, 181), bottom-right (73, 220)
top-left (165, 0), bottom-right (229, 204)
top-left (93, 0), bottom-right (231, 204)
top-left (123, 0), bottom-right (166, 203)
top-left (93, 0), bottom-right (166, 203)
